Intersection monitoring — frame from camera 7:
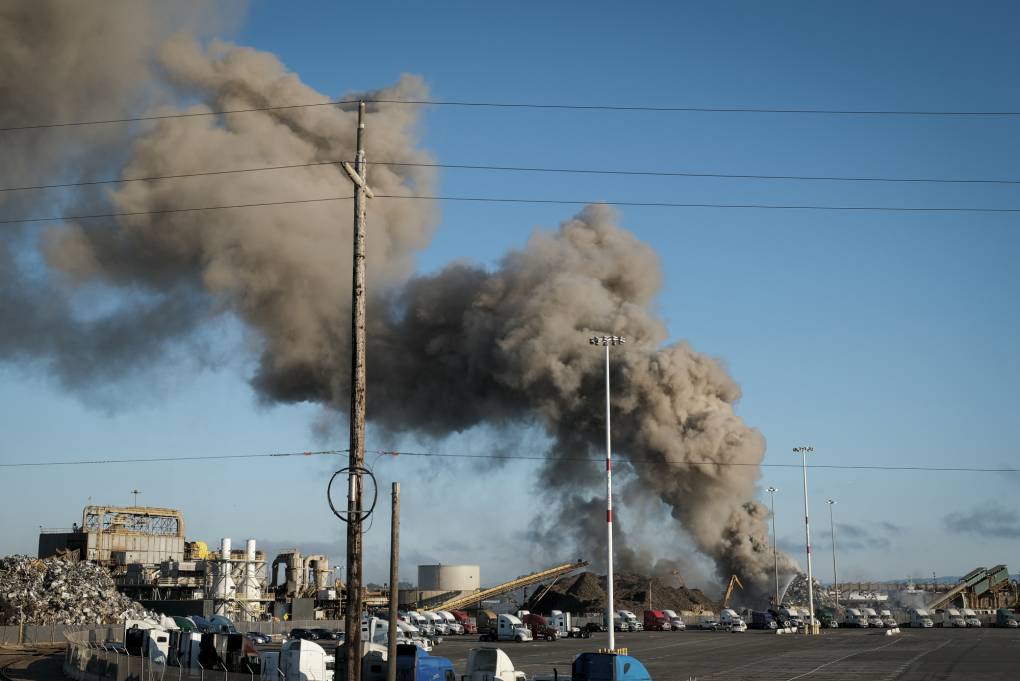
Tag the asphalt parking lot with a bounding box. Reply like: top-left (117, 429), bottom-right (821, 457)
top-left (429, 628), bottom-right (1020, 680)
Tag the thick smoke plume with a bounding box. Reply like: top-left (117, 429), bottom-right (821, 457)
top-left (2, 4), bottom-right (797, 600)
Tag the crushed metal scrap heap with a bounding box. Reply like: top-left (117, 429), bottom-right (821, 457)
top-left (783, 573), bottom-right (835, 608)
top-left (0, 554), bottom-right (149, 625)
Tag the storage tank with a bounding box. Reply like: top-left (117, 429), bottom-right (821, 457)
top-left (417, 564), bottom-right (480, 591)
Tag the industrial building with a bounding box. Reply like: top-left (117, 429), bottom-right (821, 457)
top-left (38, 505), bottom-right (337, 622)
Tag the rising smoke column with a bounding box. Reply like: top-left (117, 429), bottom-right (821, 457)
top-left (362, 206), bottom-right (800, 599)
top-left (3, 3), bottom-right (798, 596)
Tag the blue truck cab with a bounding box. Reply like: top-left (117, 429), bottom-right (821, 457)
top-left (571, 652), bottom-right (652, 681)
top-left (396, 643), bottom-right (455, 681)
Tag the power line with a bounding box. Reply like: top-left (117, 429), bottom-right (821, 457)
top-left (379, 194), bottom-right (1020, 213)
top-left (5, 194), bottom-right (1020, 226)
top-left (4, 97), bottom-right (1020, 133)
top-left (6, 159), bottom-right (1020, 194)
top-left (367, 449), bottom-right (1020, 474)
top-left (2, 446), bottom-right (1017, 474)
top-left (0, 449), bottom-right (345, 468)
top-left (0, 196), bottom-right (352, 225)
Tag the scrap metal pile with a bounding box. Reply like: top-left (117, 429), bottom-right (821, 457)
top-left (0, 554), bottom-right (149, 625)
top-left (526, 571), bottom-right (718, 614)
top-left (783, 573), bottom-right (835, 608)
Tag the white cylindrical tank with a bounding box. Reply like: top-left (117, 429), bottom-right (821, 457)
top-left (417, 564), bottom-right (480, 591)
top-left (242, 539), bottom-right (261, 602)
top-left (212, 537), bottom-right (236, 613)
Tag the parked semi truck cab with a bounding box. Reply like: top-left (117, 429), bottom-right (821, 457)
top-left (450, 611), bottom-right (477, 635)
top-left (408, 613), bottom-right (432, 636)
top-left (944, 609), bottom-right (966, 628)
top-left (862, 608), bottom-right (883, 628)
top-left (751, 611), bottom-right (777, 630)
top-left (996, 609), bottom-right (1018, 628)
top-left (642, 610), bottom-right (671, 631)
top-left (909, 609), bottom-right (933, 628)
top-left (844, 608), bottom-right (867, 628)
top-left (660, 609), bottom-right (685, 631)
top-left (719, 609), bottom-right (746, 631)
top-left (878, 609), bottom-right (896, 628)
top-left (522, 613), bottom-right (559, 641)
top-left (570, 652), bottom-right (653, 681)
top-left (477, 611), bottom-right (532, 642)
top-left (962, 609), bottom-right (981, 627)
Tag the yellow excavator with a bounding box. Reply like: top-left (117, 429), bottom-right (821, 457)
top-left (722, 574), bottom-right (744, 608)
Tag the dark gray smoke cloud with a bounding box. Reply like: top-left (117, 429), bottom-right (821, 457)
top-left (944, 504), bottom-right (1020, 539)
top-left (2, 3), bottom-right (798, 598)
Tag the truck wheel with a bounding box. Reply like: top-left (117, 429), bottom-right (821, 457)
top-left (515, 635), bottom-right (523, 642)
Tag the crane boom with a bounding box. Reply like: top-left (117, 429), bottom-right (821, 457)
top-left (723, 574), bottom-right (744, 608)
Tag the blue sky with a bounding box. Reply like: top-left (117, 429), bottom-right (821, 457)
top-left (3, 1), bottom-right (1020, 591)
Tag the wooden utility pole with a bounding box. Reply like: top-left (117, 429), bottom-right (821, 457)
top-left (342, 101), bottom-right (373, 681)
top-left (387, 483), bottom-right (400, 681)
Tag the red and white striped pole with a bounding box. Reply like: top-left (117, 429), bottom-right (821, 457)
top-left (794, 445), bottom-right (815, 634)
top-left (592, 334), bottom-right (625, 651)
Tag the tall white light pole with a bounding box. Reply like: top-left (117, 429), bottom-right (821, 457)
top-left (793, 445), bottom-right (815, 634)
top-left (827, 499), bottom-right (838, 607)
top-left (590, 334), bottom-right (625, 651)
top-left (767, 486), bottom-right (779, 607)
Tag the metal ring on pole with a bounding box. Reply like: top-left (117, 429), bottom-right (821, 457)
top-left (327, 465), bottom-right (378, 523)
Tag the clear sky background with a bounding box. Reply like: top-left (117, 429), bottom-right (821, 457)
top-left (3, 1), bottom-right (1020, 593)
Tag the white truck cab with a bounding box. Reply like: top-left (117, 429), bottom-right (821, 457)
top-left (720, 609), bottom-right (746, 631)
top-left (617, 610), bottom-right (641, 631)
top-left (437, 611), bottom-right (463, 635)
top-left (945, 609), bottom-right (966, 628)
top-left (497, 614), bottom-right (532, 642)
top-left (779, 607), bottom-right (803, 627)
top-left (910, 609), bottom-right (934, 628)
top-left (844, 608), bottom-right (867, 628)
top-left (862, 608), bottom-right (883, 628)
top-left (422, 611), bottom-right (448, 636)
top-left (962, 608), bottom-right (981, 627)
top-left (661, 609), bottom-right (685, 631)
top-left (407, 612), bottom-right (433, 636)
top-left (879, 609), bottom-right (896, 628)
top-left (464, 647), bottom-right (526, 681)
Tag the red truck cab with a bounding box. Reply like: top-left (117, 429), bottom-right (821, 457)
top-left (522, 613), bottom-right (559, 641)
top-left (450, 610), bottom-right (477, 635)
top-left (643, 610), bottom-right (670, 631)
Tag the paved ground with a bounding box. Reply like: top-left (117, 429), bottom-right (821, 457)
top-left (428, 628), bottom-right (1020, 680)
top-left (0, 647), bottom-right (64, 681)
top-left (5, 628), bottom-right (1020, 681)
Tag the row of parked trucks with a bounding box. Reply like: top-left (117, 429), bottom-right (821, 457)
top-left (399, 609), bottom-right (477, 637)
top-left (116, 615), bottom-right (655, 681)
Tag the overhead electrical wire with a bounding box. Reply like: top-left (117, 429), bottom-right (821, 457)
top-left (4, 194), bottom-right (1020, 226)
top-left (2, 447), bottom-right (1018, 474)
top-left (4, 97), bottom-right (1020, 133)
top-left (5, 159), bottom-right (1020, 194)
top-left (0, 449), bottom-right (344, 467)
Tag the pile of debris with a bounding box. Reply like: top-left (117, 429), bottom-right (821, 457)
top-left (783, 573), bottom-right (835, 608)
top-left (0, 554), bottom-right (150, 625)
top-left (525, 571), bottom-right (718, 614)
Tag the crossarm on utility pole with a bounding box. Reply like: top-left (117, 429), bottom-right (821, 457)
top-left (342, 161), bottom-right (375, 198)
